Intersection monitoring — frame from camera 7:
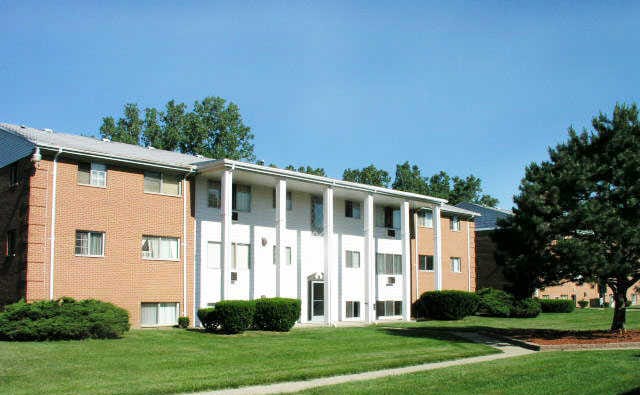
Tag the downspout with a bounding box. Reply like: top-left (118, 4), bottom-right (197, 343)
top-left (467, 221), bottom-right (471, 292)
top-left (182, 178), bottom-right (188, 317)
top-left (49, 148), bottom-right (62, 300)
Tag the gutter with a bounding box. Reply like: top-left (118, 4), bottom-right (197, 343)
top-left (49, 148), bottom-right (62, 300)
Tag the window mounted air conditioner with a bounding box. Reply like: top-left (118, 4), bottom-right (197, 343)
top-left (232, 212), bottom-right (239, 221)
top-left (387, 229), bottom-right (396, 238)
top-left (231, 272), bottom-right (238, 282)
top-left (387, 276), bottom-right (396, 286)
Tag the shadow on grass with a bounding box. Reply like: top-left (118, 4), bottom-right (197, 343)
top-left (618, 388), bottom-right (640, 395)
top-left (377, 326), bottom-right (486, 344)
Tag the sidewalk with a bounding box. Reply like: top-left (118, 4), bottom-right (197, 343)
top-left (185, 332), bottom-right (535, 395)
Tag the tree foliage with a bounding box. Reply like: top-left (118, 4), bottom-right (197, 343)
top-left (342, 164), bottom-right (391, 187)
top-left (391, 161), bottom-right (498, 206)
top-left (493, 103), bottom-right (640, 330)
top-left (99, 97), bottom-right (255, 161)
top-left (284, 165), bottom-right (326, 176)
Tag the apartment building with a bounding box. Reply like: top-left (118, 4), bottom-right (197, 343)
top-left (0, 123), bottom-right (480, 327)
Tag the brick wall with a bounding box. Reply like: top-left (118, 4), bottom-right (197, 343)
top-left (0, 157), bottom-right (32, 306)
top-left (23, 154), bottom-right (194, 327)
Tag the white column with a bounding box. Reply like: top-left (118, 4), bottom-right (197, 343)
top-left (364, 194), bottom-right (375, 323)
top-left (275, 178), bottom-right (287, 297)
top-left (433, 204), bottom-right (443, 291)
top-left (221, 169), bottom-right (233, 300)
top-left (401, 201), bottom-right (411, 320)
top-left (323, 187), bottom-right (334, 324)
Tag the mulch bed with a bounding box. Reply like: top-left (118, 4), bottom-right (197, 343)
top-left (486, 329), bottom-right (640, 350)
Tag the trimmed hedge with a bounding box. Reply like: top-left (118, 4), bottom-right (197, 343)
top-left (178, 316), bottom-right (190, 328)
top-left (197, 307), bottom-right (219, 331)
top-left (417, 290), bottom-right (479, 320)
top-left (510, 298), bottom-right (541, 318)
top-left (254, 298), bottom-right (301, 332)
top-left (0, 298), bottom-right (130, 341)
top-left (215, 300), bottom-right (256, 334)
top-left (578, 300), bottom-right (589, 309)
top-left (539, 299), bottom-right (576, 313)
top-left (477, 288), bottom-right (514, 317)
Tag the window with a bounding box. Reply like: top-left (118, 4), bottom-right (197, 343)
top-left (272, 189), bottom-right (293, 210)
top-left (451, 216), bottom-right (460, 231)
top-left (8, 162), bottom-right (18, 187)
top-left (141, 236), bottom-right (179, 260)
top-left (144, 171), bottom-right (181, 196)
top-left (78, 162), bottom-right (107, 187)
top-left (5, 230), bottom-right (17, 256)
top-left (451, 257), bottom-right (461, 273)
top-left (542, 295), bottom-right (550, 299)
top-left (560, 294), bottom-right (569, 300)
top-left (345, 301), bottom-right (360, 318)
top-left (233, 184), bottom-right (251, 212)
top-left (419, 255), bottom-right (434, 271)
top-left (345, 200), bottom-right (361, 219)
top-left (376, 253), bottom-right (402, 275)
top-left (75, 231), bottom-right (104, 257)
top-left (272, 245), bottom-right (292, 266)
top-left (232, 243), bottom-right (251, 270)
top-left (141, 302), bottom-right (178, 326)
top-left (417, 210), bottom-right (433, 228)
top-left (345, 250), bottom-right (360, 268)
top-left (311, 195), bottom-right (324, 234)
top-left (376, 300), bottom-right (402, 317)
top-left (207, 180), bottom-right (221, 208)
top-left (375, 207), bottom-right (399, 229)
top-left (207, 241), bottom-right (220, 269)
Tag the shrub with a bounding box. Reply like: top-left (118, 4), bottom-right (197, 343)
top-left (197, 308), bottom-right (219, 331)
top-left (178, 316), bottom-right (189, 328)
top-left (0, 298), bottom-right (129, 341)
top-left (215, 300), bottom-right (256, 334)
top-left (578, 300), bottom-right (589, 309)
top-left (539, 299), bottom-right (575, 313)
top-left (477, 288), bottom-right (514, 317)
top-left (417, 291), bottom-right (479, 320)
top-left (254, 298), bottom-right (300, 332)
top-left (510, 298), bottom-right (541, 318)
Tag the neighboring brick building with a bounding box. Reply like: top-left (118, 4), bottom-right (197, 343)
top-left (456, 202), bottom-right (640, 306)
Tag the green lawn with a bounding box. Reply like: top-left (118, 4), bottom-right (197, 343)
top-left (0, 326), bottom-right (495, 395)
top-left (392, 309), bottom-right (640, 331)
top-left (296, 350), bottom-right (640, 395)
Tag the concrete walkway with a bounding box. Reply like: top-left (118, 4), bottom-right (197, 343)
top-left (185, 332), bottom-right (535, 395)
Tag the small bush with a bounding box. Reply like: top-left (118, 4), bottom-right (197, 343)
top-left (254, 298), bottom-right (301, 332)
top-left (0, 298), bottom-right (129, 341)
top-left (539, 299), bottom-right (575, 313)
top-left (215, 300), bottom-right (255, 334)
top-left (477, 288), bottom-right (514, 317)
top-left (510, 298), bottom-right (541, 318)
top-left (178, 316), bottom-right (189, 328)
top-left (417, 291), bottom-right (479, 320)
top-left (578, 300), bottom-right (589, 309)
top-left (197, 308), bottom-right (219, 331)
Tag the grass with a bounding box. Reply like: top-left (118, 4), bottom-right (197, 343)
top-left (0, 325), bottom-right (495, 395)
top-left (1, 309), bottom-right (637, 395)
top-left (390, 309), bottom-right (640, 331)
top-left (296, 349), bottom-right (640, 395)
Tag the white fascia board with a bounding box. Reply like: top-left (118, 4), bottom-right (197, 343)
top-left (198, 159), bottom-right (448, 205)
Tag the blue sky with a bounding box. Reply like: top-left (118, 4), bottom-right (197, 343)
top-left (1, 1), bottom-right (639, 207)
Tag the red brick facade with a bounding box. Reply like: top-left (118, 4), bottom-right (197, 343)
top-left (1, 153), bottom-right (195, 327)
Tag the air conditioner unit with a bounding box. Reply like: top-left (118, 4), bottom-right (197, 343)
top-left (387, 229), bottom-right (396, 238)
top-left (232, 212), bottom-right (239, 221)
top-left (387, 276), bottom-right (396, 286)
top-left (231, 272), bottom-right (238, 282)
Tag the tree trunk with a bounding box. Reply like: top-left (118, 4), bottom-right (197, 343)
top-left (611, 287), bottom-right (628, 331)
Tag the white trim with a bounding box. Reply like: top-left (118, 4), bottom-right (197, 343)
top-left (220, 169), bottom-right (233, 300)
top-left (364, 194), bottom-right (375, 323)
top-left (49, 148), bottom-right (62, 300)
top-left (414, 210), bottom-right (419, 305)
top-left (433, 205), bottom-right (443, 290)
top-left (467, 221), bottom-right (472, 292)
top-left (323, 186), bottom-right (334, 324)
top-left (401, 201), bottom-right (411, 320)
top-left (182, 179), bottom-right (188, 317)
top-left (275, 178), bottom-right (287, 297)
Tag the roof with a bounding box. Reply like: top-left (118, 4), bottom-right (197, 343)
top-left (0, 122), bottom-right (450, 205)
top-left (455, 202), bottom-right (513, 230)
top-left (441, 204), bottom-right (480, 217)
top-left (0, 123), bottom-right (208, 171)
